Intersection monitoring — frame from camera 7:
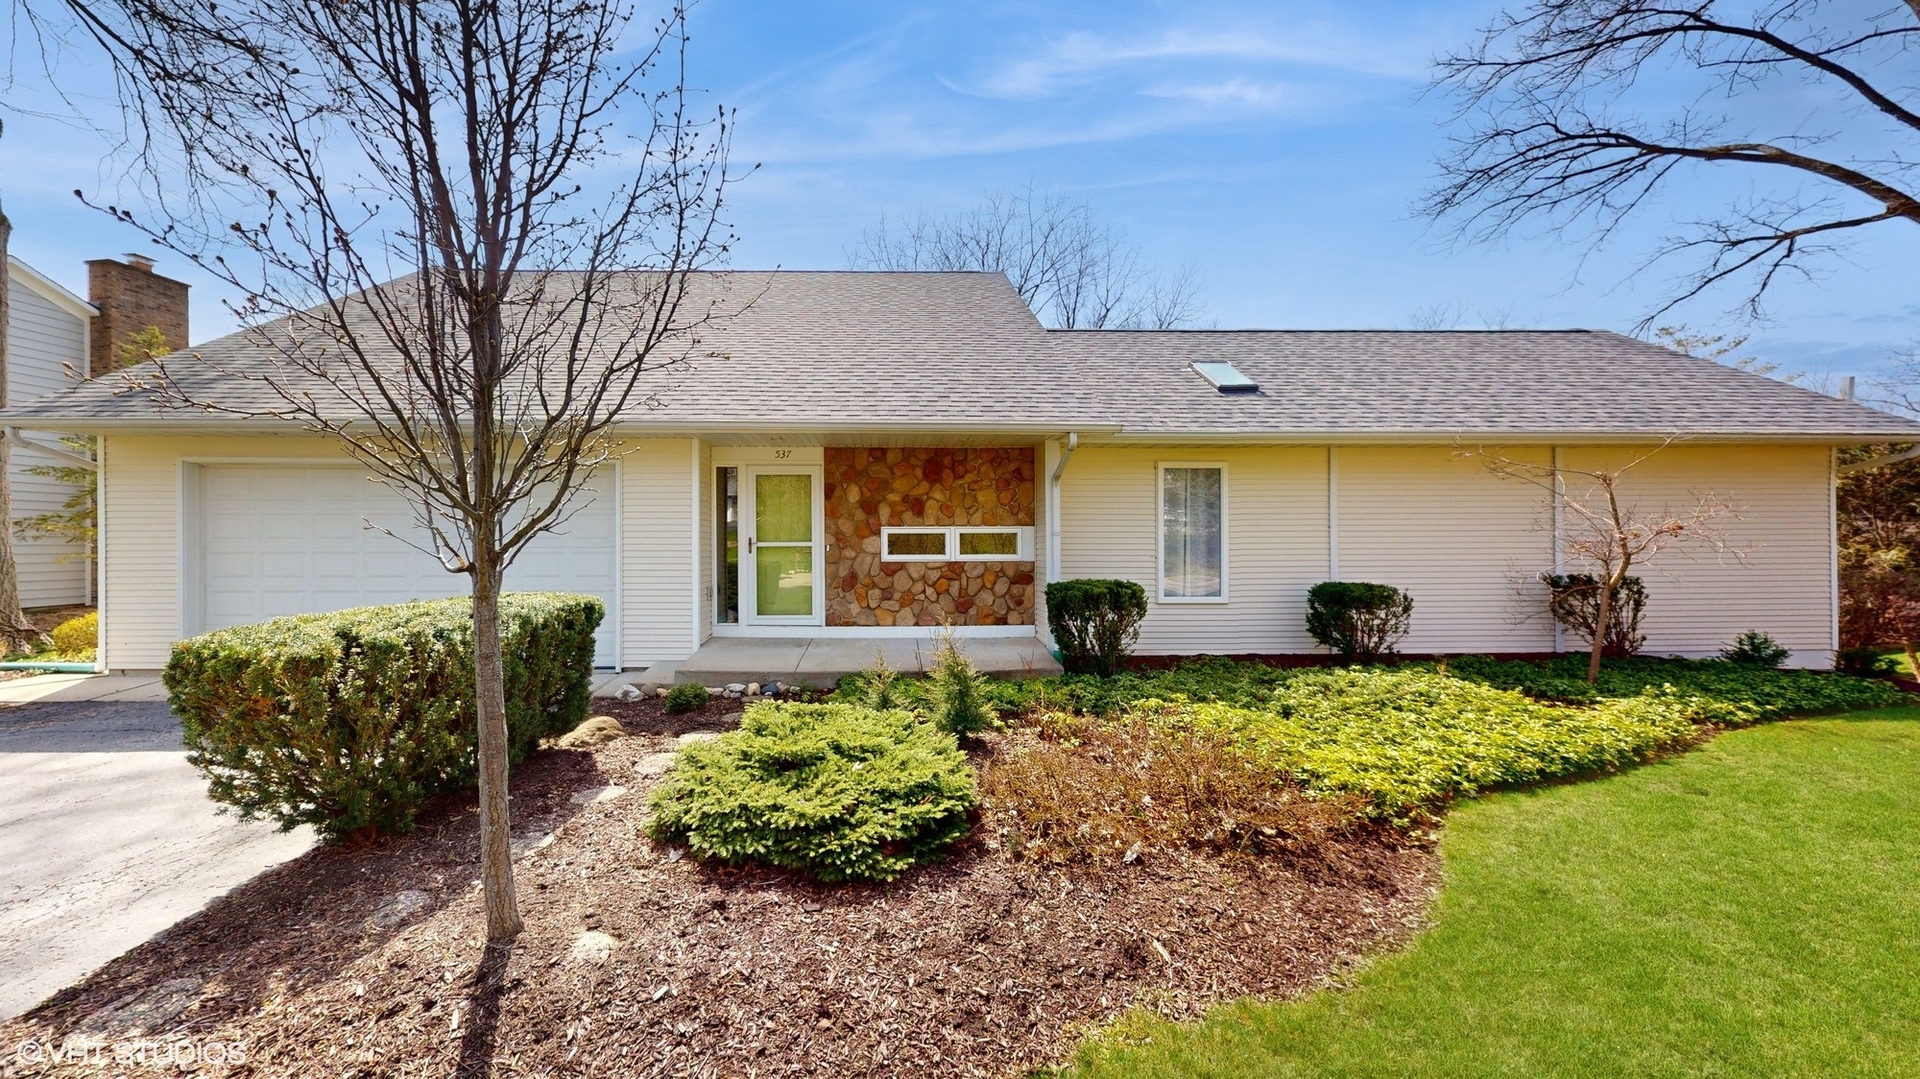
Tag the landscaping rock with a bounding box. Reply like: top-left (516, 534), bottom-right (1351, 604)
top-left (568, 930), bottom-right (617, 966)
top-left (706, 685), bottom-right (724, 697)
top-left (633, 752), bottom-right (679, 776)
top-left (746, 682), bottom-right (761, 696)
top-left (75, 977), bottom-right (205, 1038)
top-left (726, 682), bottom-right (748, 694)
top-left (677, 731), bottom-right (722, 746)
top-left (511, 831), bottom-right (553, 860)
top-left (614, 684), bottom-right (643, 702)
top-left (556, 715), bottom-right (627, 749)
top-left (569, 785), bottom-right (628, 806)
top-left (365, 889), bottom-right (432, 932)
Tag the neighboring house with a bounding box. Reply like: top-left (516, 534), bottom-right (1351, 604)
top-left (3, 271), bottom-right (1916, 673)
top-left (4, 257), bottom-right (95, 609)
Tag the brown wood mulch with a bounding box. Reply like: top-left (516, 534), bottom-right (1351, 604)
top-left (1, 710), bottom-right (1439, 1079)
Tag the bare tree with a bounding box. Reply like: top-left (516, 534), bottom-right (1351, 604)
top-left (61, 0), bottom-right (734, 941)
top-left (0, 203), bottom-right (54, 653)
top-left (1458, 440), bottom-right (1740, 682)
top-left (851, 186), bottom-right (1203, 329)
top-left (1428, 2), bottom-right (1920, 323)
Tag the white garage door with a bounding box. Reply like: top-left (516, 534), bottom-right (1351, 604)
top-left (190, 465), bottom-right (617, 665)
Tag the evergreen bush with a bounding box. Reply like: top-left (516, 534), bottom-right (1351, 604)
top-left (1304, 581), bottom-right (1413, 660)
top-left (164, 593), bottom-right (602, 840)
top-left (1046, 578), bottom-right (1147, 676)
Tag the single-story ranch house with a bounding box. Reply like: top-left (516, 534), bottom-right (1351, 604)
top-left (6, 271), bottom-right (1917, 677)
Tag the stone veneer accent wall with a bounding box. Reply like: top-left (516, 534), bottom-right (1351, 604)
top-left (824, 447), bottom-right (1036, 626)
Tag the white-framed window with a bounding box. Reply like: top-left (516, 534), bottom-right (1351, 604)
top-left (880, 525), bottom-right (1033, 562)
top-left (1158, 463), bottom-right (1227, 601)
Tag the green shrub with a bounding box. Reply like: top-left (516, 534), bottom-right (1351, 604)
top-left (164, 592), bottom-right (602, 841)
top-left (1722, 631), bottom-right (1791, 668)
top-left (664, 681), bottom-right (710, 714)
top-left (1835, 646), bottom-right (1898, 678)
top-left (1046, 579), bottom-right (1147, 677)
top-left (1171, 668), bottom-right (1724, 817)
top-left (50, 611), bottom-right (98, 657)
top-left (859, 654), bottom-right (910, 711)
top-left (1304, 581), bottom-right (1412, 660)
top-left (1445, 654), bottom-right (1906, 717)
top-left (1543, 574), bottom-right (1648, 656)
top-left (646, 702), bottom-right (977, 882)
top-left (929, 634), bottom-right (996, 735)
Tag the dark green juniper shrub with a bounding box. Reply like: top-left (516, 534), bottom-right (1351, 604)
top-left (165, 592), bottom-right (602, 841)
top-left (664, 681), bottom-right (711, 714)
top-left (1046, 578), bottom-right (1148, 676)
top-left (646, 702), bottom-right (977, 883)
top-left (1721, 631), bottom-right (1792, 668)
top-left (1304, 581), bottom-right (1413, 661)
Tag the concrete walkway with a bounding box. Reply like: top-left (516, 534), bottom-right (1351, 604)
top-left (0, 673), bottom-right (168, 706)
top-left (0, 701), bottom-right (314, 1021)
top-left (670, 635), bottom-right (1062, 687)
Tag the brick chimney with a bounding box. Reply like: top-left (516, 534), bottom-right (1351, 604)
top-left (87, 253), bottom-right (189, 377)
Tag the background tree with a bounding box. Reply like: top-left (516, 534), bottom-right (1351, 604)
top-left (851, 185), bottom-right (1203, 329)
top-left (64, 0), bottom-right (734, 941)
top-left (0, 203), bottom-right (52, 653)
top-left (1429, 1), bottom-right (1920, 322)
top-left (1459, 441), bottom-right (1740, 682)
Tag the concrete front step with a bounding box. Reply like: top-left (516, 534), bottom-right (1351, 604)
top-left (671, 635), bottom-right (1062, 688)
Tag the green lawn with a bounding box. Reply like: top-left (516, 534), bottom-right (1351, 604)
top-left (1071, 708), bottom-right (1920, 1078)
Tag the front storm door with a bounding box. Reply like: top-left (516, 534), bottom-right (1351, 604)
top-left (742, 467), bottom-right (823, 625)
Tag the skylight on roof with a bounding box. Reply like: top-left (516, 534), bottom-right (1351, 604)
top-left (1192, 361), bottom-right (1259, 393)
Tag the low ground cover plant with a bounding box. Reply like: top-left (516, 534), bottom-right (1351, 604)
top-left (647, 702), bottom-right (977, 883)
top-left (1444, 654), bottom-right (1905, 716)
top-left (1170, 669), bottom-right (1737, 817)
top-left (165, 592), bottom-right (602, 840)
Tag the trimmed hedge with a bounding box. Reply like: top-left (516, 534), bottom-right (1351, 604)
top-left (1047, 578), bottom-right (1148, 676)
top-left (1305, 581), bottom-right (1412, 660)
top-left (165, 592), bottom-right (603, 840)
top-left (646, 702), bottom-right (977, 883)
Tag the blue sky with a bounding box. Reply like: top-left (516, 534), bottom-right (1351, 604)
top-left (3, 0), bottom-right (1915, 378)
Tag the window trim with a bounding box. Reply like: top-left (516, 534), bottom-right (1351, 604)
top-left (1156, 462), bottom-right (1229, 604)
top-left (879, 525), bottom-right (1033, 562)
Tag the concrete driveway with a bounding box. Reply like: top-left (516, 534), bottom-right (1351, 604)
top-left (0, 699), bottom-right (314, 1021)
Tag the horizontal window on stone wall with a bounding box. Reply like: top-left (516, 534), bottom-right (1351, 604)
top-left (881, 526), bottom-right (1033, 562)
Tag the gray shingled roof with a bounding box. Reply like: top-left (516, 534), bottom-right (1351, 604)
top-left (5, 270), bottom-right (1915, 441)
top-left (1045, 329), bottom-right (1920, 440)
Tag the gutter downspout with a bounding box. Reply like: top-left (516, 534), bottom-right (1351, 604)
top-left (4, 428), bottom-right (97, 471)
top-left (1044, 432), bottom-right (1078, 646)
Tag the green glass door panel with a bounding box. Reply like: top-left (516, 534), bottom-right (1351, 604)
top-left (756, 473), bottom-right (813, 543)
top-left (755, 543), bottom-right (813, 617)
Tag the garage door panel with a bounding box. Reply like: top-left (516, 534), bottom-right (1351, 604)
top-left (195, 466), bottom-right (617, 665)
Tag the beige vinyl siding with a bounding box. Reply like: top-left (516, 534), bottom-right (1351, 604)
top-left (1561, 444), bottom-right (1834, 663)
top-left (1057, 445), bottom-right (1329, 654)
top-left (100, 434), bottom-right (698, 671)
top-left (1056, 441), bottom-right (1834, 664)
top-left (6, 274), bottom-right (91, 608)
top-left (618, 438), bottom-right (697, 667)
top-left (1336, 445), bottom-right (1556, 654)
top-left (696, 440), bottom-right (714, 642)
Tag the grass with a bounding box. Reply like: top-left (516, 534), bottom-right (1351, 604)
top-left (1070, 707), bottom-right (1920, 1078)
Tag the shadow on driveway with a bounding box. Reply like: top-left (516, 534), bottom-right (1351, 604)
top-left (0, 701), bottom-right (316, 1021)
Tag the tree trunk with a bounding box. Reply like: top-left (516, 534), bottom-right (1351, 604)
top-left (471, 564), bottom-right (523, 941)
top-left (1588, 575), bottom-right (1612, 685)
top-left (0, 206), bottom-right (50, 655)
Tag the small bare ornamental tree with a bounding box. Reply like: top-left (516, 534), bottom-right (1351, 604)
top-left (1459, 442), bottom-right (1740, 682)
top-left (71, 0), bottom-right (735, 940)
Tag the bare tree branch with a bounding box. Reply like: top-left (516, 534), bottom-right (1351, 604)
top-left (1428, 0), bottom-right (1920, 323)
top-left (850, 185), bottom-right (1205, 329)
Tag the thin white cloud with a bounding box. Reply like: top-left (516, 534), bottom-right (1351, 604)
top-left (1140, 77), bottom-right (1297, 111)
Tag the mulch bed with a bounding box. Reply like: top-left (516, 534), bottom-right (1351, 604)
top-left (1, 725), bottom-right (1439, 1078)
